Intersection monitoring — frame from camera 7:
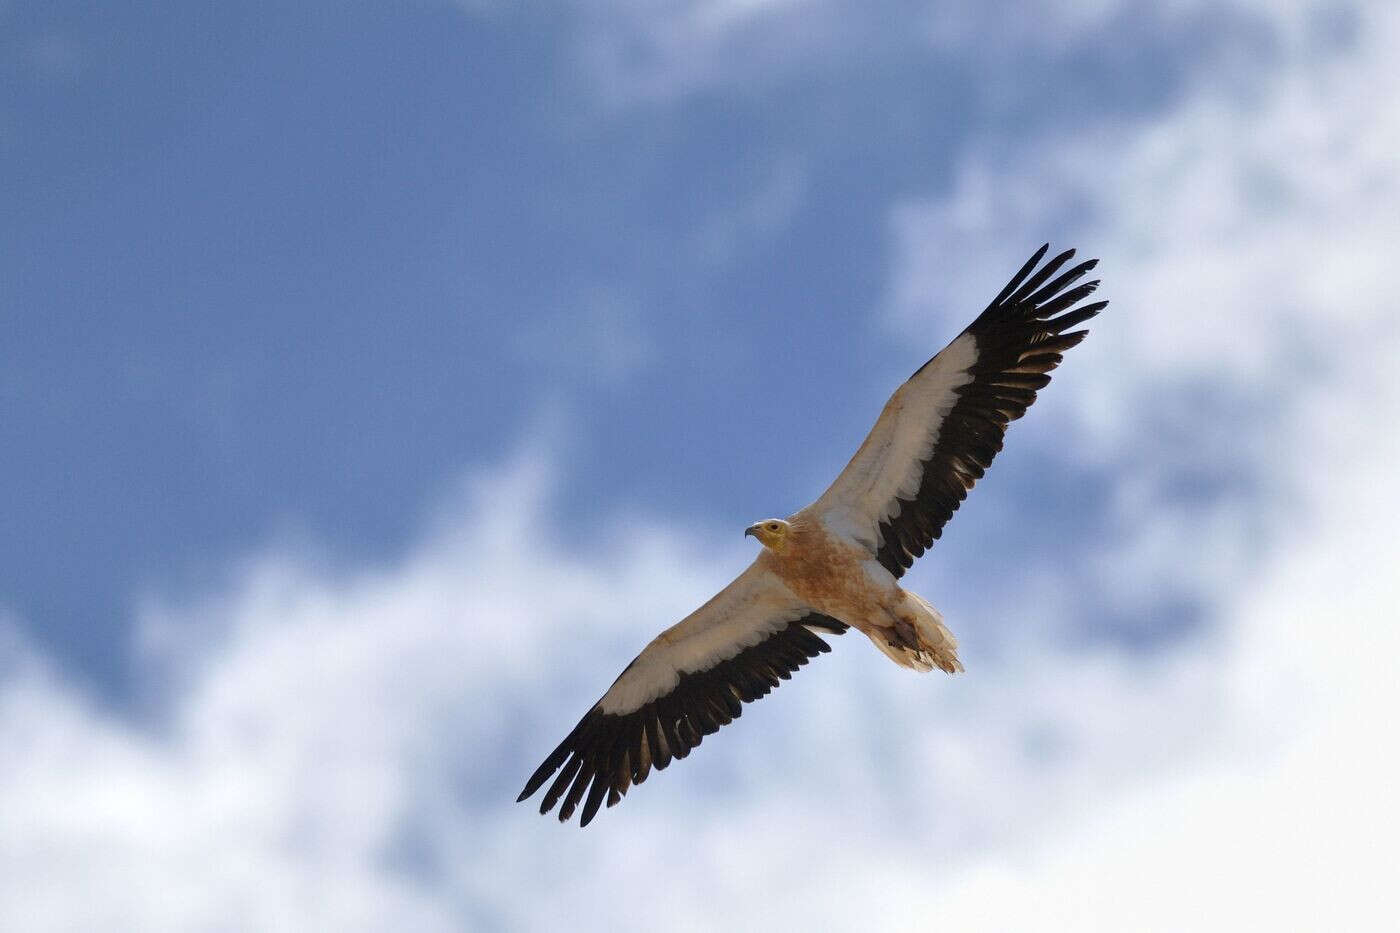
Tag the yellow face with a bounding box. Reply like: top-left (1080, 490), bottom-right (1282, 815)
top-left (745, 518), bottom-right (791, 552)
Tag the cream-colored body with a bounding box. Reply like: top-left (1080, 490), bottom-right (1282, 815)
top-left (749, 516), bottom-right (961, 674)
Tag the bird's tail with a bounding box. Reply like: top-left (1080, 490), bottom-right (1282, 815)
top-left (870, 591), bottom-right (963, 674)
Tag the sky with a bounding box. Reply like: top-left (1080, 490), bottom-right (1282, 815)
top-left (3, 0), bottom-right (1398, 929)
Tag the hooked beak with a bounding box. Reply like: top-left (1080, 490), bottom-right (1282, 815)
top-left (744, 524), bottom-right (759, 539)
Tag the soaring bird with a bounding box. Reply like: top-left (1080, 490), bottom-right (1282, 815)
top-left (518, 244), bottom-right (1107, 826)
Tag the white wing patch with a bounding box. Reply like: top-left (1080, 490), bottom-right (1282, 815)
top-left (597, 564), bottom-right (808, 715)
top-left (807, 331), bottom-right (979, 548)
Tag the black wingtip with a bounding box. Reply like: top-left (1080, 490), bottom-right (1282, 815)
top-left (1051, 300), bottom-right (1108, 332)
top-left (516, 733), bottom-right (577, 805)
top-left (1025, 257), bottom-right (1099, 308)
top-left (579, 773), bottom-right (610, 827)
top-left (519, 615), bottom-right (850, 826)
top-left (517, 770), bottom-right (549, 805)
top-left (1007, 248), bottom-right (1076, 307)
top-left (989, 243), bottom-right (1053, 308)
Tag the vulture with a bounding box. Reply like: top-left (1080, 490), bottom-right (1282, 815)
top-left (518, 244), bottom-right (1108, 826)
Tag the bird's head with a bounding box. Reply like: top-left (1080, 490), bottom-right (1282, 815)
top-left (745, 518), bottom-right (791, 552)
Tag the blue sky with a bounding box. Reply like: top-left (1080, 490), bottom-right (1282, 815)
top-left (4, 0), bottom-right (1276, 684)
top-left (4, 1), bottom-right (1399, 929)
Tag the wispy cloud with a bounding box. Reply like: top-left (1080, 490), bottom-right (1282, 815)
top-left (888, 0), bottom-right (1399, 630)
top-left (889, 3), bottom-right (1393, 385)
top-left (564, 0), bottom-right (1343, 110)
top-left (917, 367), bottom-right (1400, 932)
top-left (0, 435), bottom-right (1240, 930)
top-left (693, 153), bottom-right (809, 267)
top-left (573, 0), bottom-right (837, 107)
top-left (6, 368), bottom-right (1395, 928)
top-left (869, 4), bottom-right (1400, 925)
top-left (513, 286), bottom-right (656, 387)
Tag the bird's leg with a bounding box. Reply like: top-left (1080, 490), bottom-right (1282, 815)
top-left (890, 612), bottom-right (921, 653)
top-left (883, 594), bottom-right (963, 674)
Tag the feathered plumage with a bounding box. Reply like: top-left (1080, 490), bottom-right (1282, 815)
top-left (519, 245), bottom-right (1106, 825)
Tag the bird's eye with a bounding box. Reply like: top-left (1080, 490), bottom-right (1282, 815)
top-left (767, 523), bottom-right (779, 531)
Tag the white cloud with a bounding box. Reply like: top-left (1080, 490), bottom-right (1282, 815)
top-left (890, 4), bottom-right (1396, 389)
top-left (8, 347), bottom-right (1397, 930)
top-left (566, 0), bottom-right (1347, 109)
top-left (889, 0), bottom-right (1400, 613)
top-left (0, 429), bottom-right (1239, 929)
top-left (572, 0), bottom-right (835, 107)
top-left (923, 368), bottom-right (1400, 932)
top-left (869, 2), bottom-right (1400, 928)
top-left (513, 287), bottom-right (656, 386)
top-left (693, 153), bottom-right (809, 266)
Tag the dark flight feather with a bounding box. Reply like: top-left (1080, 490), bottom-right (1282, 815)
top-left (875, 246), bottom-right (1107, 578)
top-left (517, 614), bottom-right (848, 826)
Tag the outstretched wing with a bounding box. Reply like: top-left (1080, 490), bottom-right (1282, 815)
top-left (517, 562), bottom-right (848, 826)
top-left (803, 244), bottom-right (1107, 578)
